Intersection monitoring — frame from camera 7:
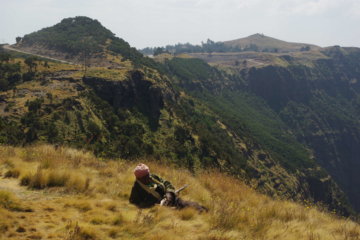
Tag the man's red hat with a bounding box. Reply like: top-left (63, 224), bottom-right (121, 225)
top-left (134, 163), bottom-right (150, 179)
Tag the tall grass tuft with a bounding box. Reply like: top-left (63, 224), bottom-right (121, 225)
top-left (20, 168), bottom-right (90, 193)
top-left (210, 198), bottom-right (243, 230)
top-left (4, 168), bottom-right (20, 178)
top-left (65, 222), bottom-right (97, 240)
top-left (0, 190), bottom-right (27, 212)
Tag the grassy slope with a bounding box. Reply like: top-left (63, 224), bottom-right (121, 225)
top-left (0, 54), bottom-right (247, 171)
top-left (187, 50), bottom-right (329, 70)
top-left (0, 145), bottom-right (359, 240)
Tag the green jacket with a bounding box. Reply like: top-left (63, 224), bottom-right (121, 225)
top-left (129, 174), bottom-right (175, 208)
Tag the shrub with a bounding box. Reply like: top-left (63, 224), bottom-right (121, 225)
top-left (65, 222), bottom-right (97, 240)
top-left (20, 168), bottom-right (89, 192)
top-left (0, 221), bottom-right (8, 234)
top-left (47, 170), bottom-right (69, 187)
top-left (20, 173), bottom-right (32, 186)
top-left (111, 214), bottom-right (124, 226)
top-left (4, 168), bottom-right (20, 178)
top-left (28, 169), bottom-right (47, 189)
top-left (0, 191), bottom-right (24, 211)
top-left (66, 175), bottom-right (90, 193)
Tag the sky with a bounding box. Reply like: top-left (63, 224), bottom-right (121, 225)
top-left (1, 0), bottom-right (360, 49)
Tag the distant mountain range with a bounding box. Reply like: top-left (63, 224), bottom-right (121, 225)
top-left (223, 33), bottom-right (322, 52)
top-left (141, 33), bottom-right (324, 56)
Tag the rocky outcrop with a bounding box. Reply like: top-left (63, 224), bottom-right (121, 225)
top-left (83, 70), bottom-right (177, 130)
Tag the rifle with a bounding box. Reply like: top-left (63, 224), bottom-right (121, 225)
top-left (175, 184), bottom-right (189, 194)
top-left (160, 184), bottom-right (189, 206)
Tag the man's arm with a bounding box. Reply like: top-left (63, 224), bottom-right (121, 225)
top-left (152, 174), bottom-right (175, 192)
top-left (163, 179), bottom-right (175, 192)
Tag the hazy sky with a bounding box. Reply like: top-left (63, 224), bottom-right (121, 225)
top-left (1, 0), bottom-right (360, 49)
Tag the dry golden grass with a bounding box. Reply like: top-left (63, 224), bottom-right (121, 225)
top-left (8, 57), bottom-right (82, 74)
top-left (83, 67), bottom-right (129, 81)
top-left (0, 78), bottom-right (81, 117)
top-left (0, 144), bottom-right (359, 240)
top-left (0, 190), bottom-right (21, 211)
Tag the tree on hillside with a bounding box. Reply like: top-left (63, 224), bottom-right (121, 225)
top-left (81, 37), bottom-right (97, 76)
top-left (24, 56), bottom-right (38, 72)
top-left (0, 53), bottom-right (10, 63)
top-left (301, 46), bottom-right (311, 51)
top-left (0, 78), bottom-right (8, 90)
top-left (154, 47), bottom-right (169, 56)
top-left (16, 37), bottom-right (22, 44)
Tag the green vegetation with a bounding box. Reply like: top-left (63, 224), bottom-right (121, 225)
top-left (196, 91), bottom-right (314, 171)
top-left (162, 57), bottom-right (313, 171)
top-left (141, 34), bottom-right (319, 55)
top-left (0, 53), bottom-right (22, 91)
top-left (20, 16), bottom-right (161, 69)
top-left (174, 96), bottom-right (247, 170)
top-left (141, 39), bottom-right (243, 55)
top-left (157, 56), bottom-right (357, 215)
top-left (22, 17), bottom-right (114, 55)
top-left (165, 57), bottom-right (216, 82)
top-left (162, 57), bottom-right (238, 90)
top-left (0, 52), bottom-right (50, 91)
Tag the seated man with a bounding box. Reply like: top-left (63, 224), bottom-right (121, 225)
top-left (129, 163), bottom-right (175, 208)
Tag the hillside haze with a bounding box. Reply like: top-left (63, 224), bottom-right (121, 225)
top-left (1, 16), bottom-right (360, 219)
top-left (223, 33), bottom-right (322, 52)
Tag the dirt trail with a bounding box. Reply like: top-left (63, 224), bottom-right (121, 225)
top-left (0, 177), bottom-right (75, 240)
top-left (0, 178), bottom-right (58, 201)
top-left (2, 44), bottom-right (74, 65)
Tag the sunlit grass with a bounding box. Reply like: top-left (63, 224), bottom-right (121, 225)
top-left (84, 67), bottom-right (129, 81)
top-left (0, 144), bottom-right (359, 240)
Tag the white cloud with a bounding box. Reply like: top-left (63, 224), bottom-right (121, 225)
top-left (348, 1), bottom-right (360, 17)
top-left (0, 0), bottom-right (359, 47)
top-left (266, 0), bottom-right (359, 16)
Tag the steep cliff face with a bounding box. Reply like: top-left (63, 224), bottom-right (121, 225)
top-left (162, 56), bottom-right (354, 215)
top-left (83, 70), bottom-right (178, 130)
top-left (241, 47), bottom-right (360, 212)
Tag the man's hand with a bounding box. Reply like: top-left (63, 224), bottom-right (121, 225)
top-left (160, 198), bottom-right (167, 206)
top-left (160, 192), bottom-right (177, 207)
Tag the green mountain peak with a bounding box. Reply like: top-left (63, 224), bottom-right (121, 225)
top-left (14, 16), bottom-right (153, 68)
top-left (20, 16), bottom-right (114, 53)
